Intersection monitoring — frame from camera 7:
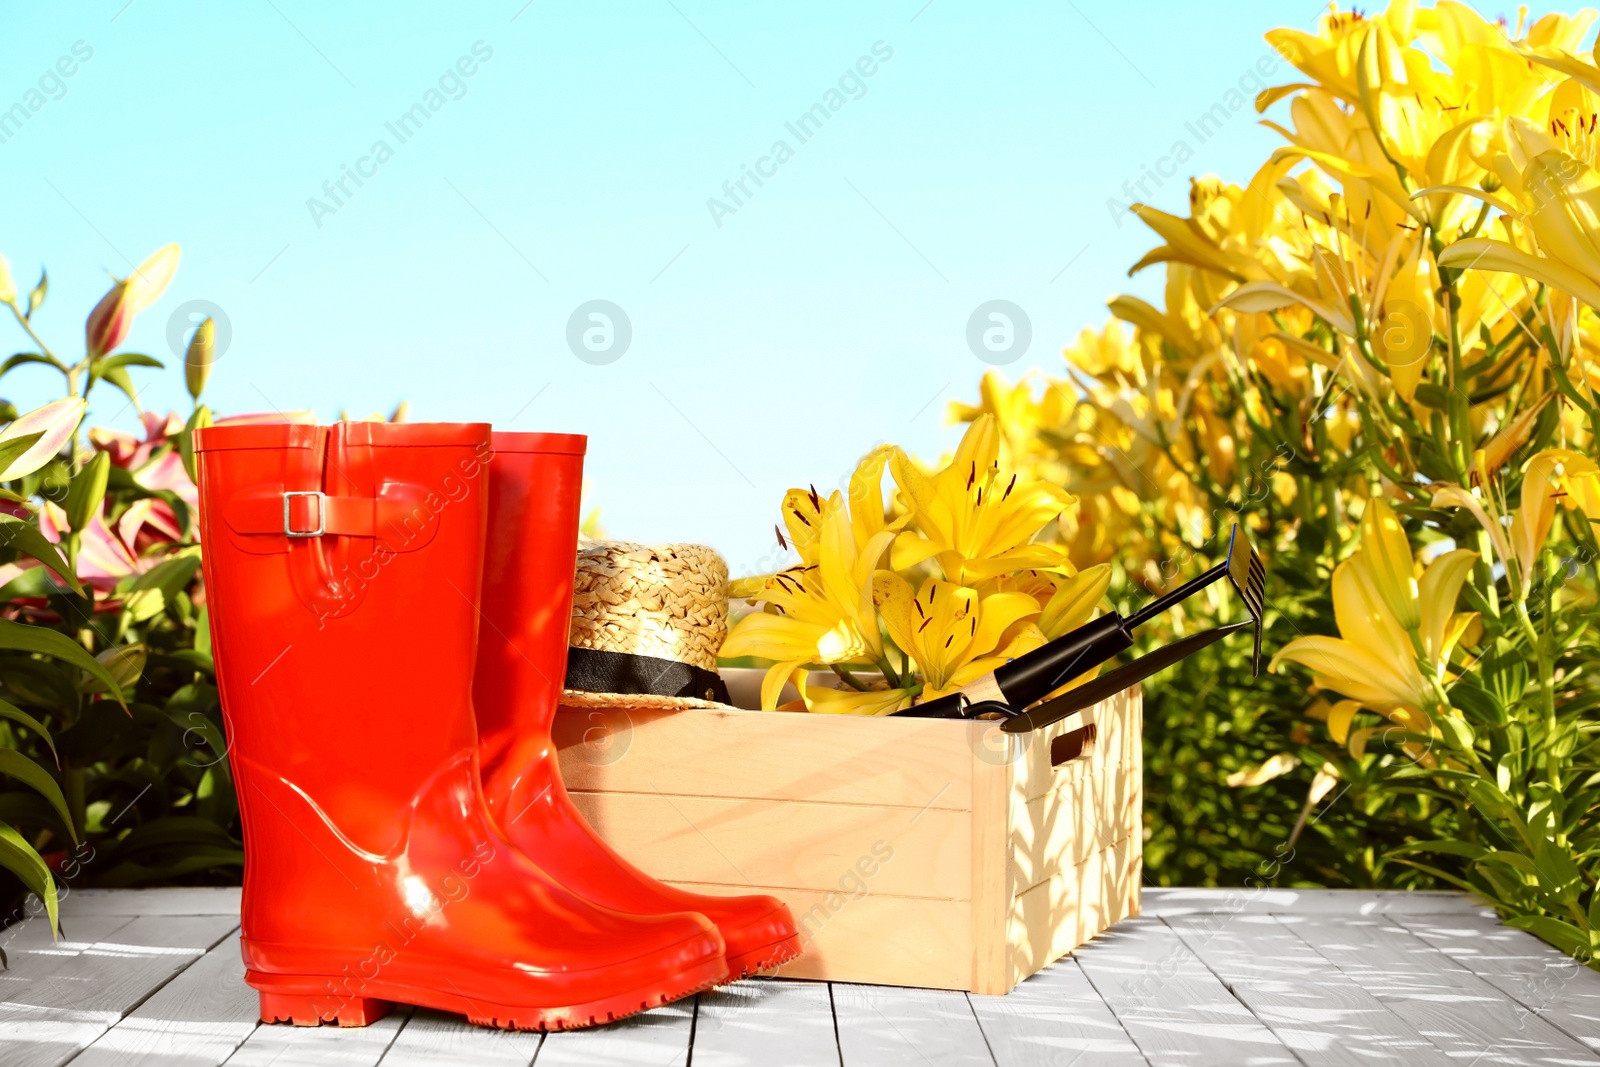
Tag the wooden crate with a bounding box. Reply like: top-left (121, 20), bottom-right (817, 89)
top-left (552, 686), bottom-right (1141, 994)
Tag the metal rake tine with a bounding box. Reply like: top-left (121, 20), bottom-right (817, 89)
top-left (1244, 548), bottom-right (1265, 616)
top-left (1246, 546), bottom-right (1266, 673)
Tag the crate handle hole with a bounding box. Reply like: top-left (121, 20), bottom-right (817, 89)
top-left (1050, 723), bottom-right (1097, 767)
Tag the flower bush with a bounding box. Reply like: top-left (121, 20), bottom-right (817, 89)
top-left (0, 243), bottom-right (240, 935)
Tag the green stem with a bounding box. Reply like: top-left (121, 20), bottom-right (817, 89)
top-left (831, 666), bottom-right (869, 692)
top-left (1514, 597), bottom-right (1559, 790)
top-left (5, 302), bottom-right (64, 374)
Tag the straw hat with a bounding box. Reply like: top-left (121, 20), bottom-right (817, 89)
top-left (561, 540), bottom-right (738, 711)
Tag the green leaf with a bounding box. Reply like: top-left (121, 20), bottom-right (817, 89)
top-left (0, 517), bottom-right (82, 596)
top-left (165, 703), bottom-right (226, 768)
top-left (1437, 715), bottom-right (1476, 753)
top-left (1387, 857), bottom-right (1483, 895)
top-left (1387, 838), bottom-right (1487, 860)
top-left (94, 353), bottom-right (163, 373)
top-left (1506, 915), bottom-right (1593, 959)
top-left (97, 366), bottom-right (139, 408)
top-left (1448, 677), bottom-right (1506, 726)
top-left (115, 552), bottom-right (200, 627)
top-left (1465, 779), bottom-right (1523, 827)
top-left (106, 816), bottom-right (237, 858)
top-left (178, 406), bottom-right (211, 488)
top-left (0, 353), bottom-right (64, 377)
top-left (0, 750), bottom-right (74, 843)
top-left (0, 822), bottom-right (56, 937)
top-left (165, 648), bottom-right (214, 674)
top-left (0, 618), bottom-right (124, 708)
top-left (64, 450), bottom-right (110, 533)
top-left (26, 269), bottom-right (46, 318)
top-left (0, 697), bottom-right (56, 764)
top-left (1476, 849), bottom-right (1538, 876)
top-left (1532, 836), bottom-right (1586, 906)
top-left (193, 606), bottom-right (210, 658)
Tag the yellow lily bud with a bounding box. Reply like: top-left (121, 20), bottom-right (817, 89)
top-left (185, 317), bottom-right (214, 400)
top-left (0, 254), bottom-right (14, 305)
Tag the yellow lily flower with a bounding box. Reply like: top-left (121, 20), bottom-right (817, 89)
top-left (888, 414), bottom-right (1074, 585)
top-left (872, 573), bottom-right (1040, 701)
top-left (1433, 447), bottom-right (1600, 594)
top-left (1272, 518), bottom-right (1479, 758)
top-left (947, 371), bottom-right (1077, 470)
top-left (1435, 115), bottom-right (1600, 311)
top-left (1263, 2), bottom-right (1420, 109)
top-left (722, 488), bottom-right (896, 709)
top-left (801, 682), bottom-right (916, 716)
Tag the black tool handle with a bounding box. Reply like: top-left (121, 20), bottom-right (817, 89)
top-left (991, 612), bottom-right (1131, 708)
top-left (1001, 620), bottom-right (1252, 734)
top-left (894, 613), bottom-right (1133, 719)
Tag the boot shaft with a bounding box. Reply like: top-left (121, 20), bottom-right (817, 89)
top-left (196, 420), bottom-right (494, 856)
top-left (473, 433), bottom-right (586, 813)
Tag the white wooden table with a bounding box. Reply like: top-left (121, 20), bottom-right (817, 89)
top-left (1, 887), bottom-right (1597, 1065)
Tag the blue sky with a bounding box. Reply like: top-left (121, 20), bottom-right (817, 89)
top-left (0, 1), bottom-right (1534, 571)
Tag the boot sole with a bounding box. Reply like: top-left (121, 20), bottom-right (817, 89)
top-left (251, 956), bottom-right (728, 1031)
top-left (723, 933), bottom-right (804, 982)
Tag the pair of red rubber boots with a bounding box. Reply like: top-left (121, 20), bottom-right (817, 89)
top-left (194, 421), bottom-right (799, 1030)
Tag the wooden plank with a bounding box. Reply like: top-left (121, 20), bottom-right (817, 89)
top-left (533, 998), bottom-right (693, 1067)
top-left (832, 983), bottom-right (995, 1066)
top-left (1394, 911), bottom-right (1600, 1053)
top-left (566, 791), bottom-right (971, 900)
top-left (656, 882), bottom-right (971, 990)
top-left (60, 888), bottom-right (243, 919)
top-left (690, 979), bottom-right (837, 1066)
top-left (0, 912), bottom-right (136, 989)
top-left (68, 934), bottom-right (258, 1067)
top-left (0, 914), bottom-right (239, 1067)
top-left (968, 956), bottom-right (1146, 1066)
top-left (377, 1008), bottom-right (542, 1066)
top-left (1163, 912), bottom-right (1453, 1065)
top-left (0, 914), bottom-right (140, 1067)
top-left (556, 704), bottom-right (975, 809)
top-left (970, 719), bottom-right (1011, 996)
top-left (1009, 835), bottom-right (1139, 984)
top-left (1141, 888), bottom-right (1481, 918)
top-left (1283, 914), bottom-right (1596, 1065)
top-left (220, 1007), bottom-right (411, 1066)
top-left (1071, 916), bottom-right (1299, 1065)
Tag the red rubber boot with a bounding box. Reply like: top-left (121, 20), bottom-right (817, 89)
top-left (196, 421), bottom-right (727, 1030)
top-left (474, 432), bottom-right (801, 980)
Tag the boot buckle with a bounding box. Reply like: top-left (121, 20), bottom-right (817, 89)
top-left (282, 491), bottom-right (326, 537)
